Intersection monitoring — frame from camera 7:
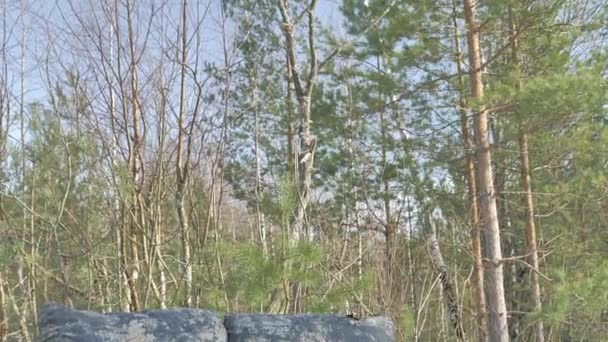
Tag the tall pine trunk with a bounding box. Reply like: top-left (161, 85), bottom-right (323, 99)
top-left (451, 2), bottom-right (487, 339)
top-left (518, 133), bottom-right (544, 342)
top-left (462, 0), bottom-right (509, 340)
top-left (510, 10), bottom-right (545, 340)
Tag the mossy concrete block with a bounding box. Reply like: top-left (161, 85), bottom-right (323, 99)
top-left (38, 303), bottom-right (227, 342)
top-left (224, 314), bottom-right (394, 342)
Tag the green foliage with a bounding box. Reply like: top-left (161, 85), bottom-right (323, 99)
top-left (398, 305), bottom-right (416, 341)
top-left (1, 1), bottom-right (607, 341)
top-left (0, 243), bottom-right (18, 269)
top-left (223, 241), bottom-right (281, 308)
top-left (277, 175), bottom-right (298, 226)
top-left (307, 272), bottom-right (375, 313)
top-left (546, 263), bottom-right (608, 336)
top-left (219, 238), bottom-right (374, 314)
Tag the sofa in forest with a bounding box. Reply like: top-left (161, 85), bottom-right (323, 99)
top-left (37, 303), bottom-right (394, 341)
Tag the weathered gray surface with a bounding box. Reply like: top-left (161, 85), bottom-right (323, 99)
top-left (224, 314), bottom-right (394, 342)
top-left (38, 303), bottom-right (394, 342)
top-left (38, 303), bottom-right (227, 342)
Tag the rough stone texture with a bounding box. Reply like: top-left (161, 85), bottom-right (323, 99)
top-left (38, 303), bottom-right (227, 342)
top-left (38, 304), bottom-right (394, 342)
top-left (224, 314), bottom-right (394, 342)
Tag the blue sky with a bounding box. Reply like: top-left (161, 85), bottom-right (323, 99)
top-left (1, 0), bottom-right (346, 107)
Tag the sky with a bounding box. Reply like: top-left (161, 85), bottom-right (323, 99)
top-left (0, 0), bottom-right (350, 154)
top-left (1, 0), bottom-right (347, 108)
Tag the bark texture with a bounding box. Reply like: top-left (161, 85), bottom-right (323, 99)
top-left (451, 2), bottom-right (487, 338)
top-left (278, 0), bottom-right (318, 242)
top-left (428, 219), bottom-right (466, 340)
top-left (462, 0), bottom-right (510, 340)
top-left (176, 0), bottom-right (193, 307)
top-left (519, 133), bottom-right (544, 342)
top-left (511, 10), bottom-right (545, 340)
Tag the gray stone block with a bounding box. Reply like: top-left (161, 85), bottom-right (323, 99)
top-left (38, 303), bottom-right (227, 342)
top-left (224, 314), bottom-right (394, 342)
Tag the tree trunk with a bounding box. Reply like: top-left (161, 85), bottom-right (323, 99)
top-left (176, 0), bottom-right (192, 307)
top-left (0, 271), bottom-right (7, 342)
top-left (496, 166), bottom-right (522, 340)
top-left (0, 13), bottom-right (8, 335)
top-left (406, 198), bottom-right (419, 341)
top-left (462, 0), bottom-right (510, 340)
top-left (428, 218), bottom-right (466, 341)
top-left (125, 0), bottom-right (143, 312)
top-left (153, 67), bottom-right (169, 309)
top-left (510, 8), bottom-right (544, 340)
top-left (518, 133), bottom-right (544, 342)
top-left (278, 0), bottom-right (318, 242)
top-left (253, 73), bottom-right (269, 258)
top-left (450, 2), bottom-right (487, 339)
top-left (380, 100), bottom-right (395, 286)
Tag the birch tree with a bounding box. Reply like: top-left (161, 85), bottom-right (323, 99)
top-left (277, 0), bottom-right (319, 242)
